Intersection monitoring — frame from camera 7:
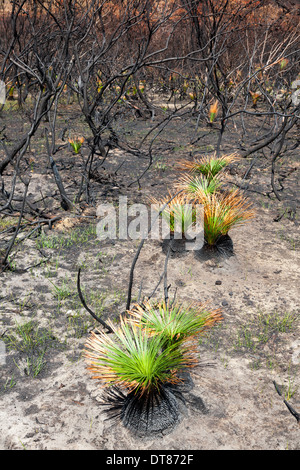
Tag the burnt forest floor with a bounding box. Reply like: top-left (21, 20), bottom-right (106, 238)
top-left (0, 97), bottom-right (299, 450)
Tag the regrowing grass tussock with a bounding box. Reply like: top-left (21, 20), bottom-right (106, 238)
top-left (178, 152), bottom-right (239, 183)
top-left (128, 300), bottom-right (223, 349)
top-left (200, 189), bottom-right (255, 246)
top-left (83, 300), bottom-right (223, 435)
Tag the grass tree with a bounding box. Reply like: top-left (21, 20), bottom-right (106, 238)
top-left (84, 300), bottom-right (222, 436)
top-left (199, 189), bottom-right (255, 249)
top-left (84, 315), bottom-right (196, 435)
top-left (176, 153), bottom-right (255, 253)
top-left (149, 159), bottom-right (255, 255)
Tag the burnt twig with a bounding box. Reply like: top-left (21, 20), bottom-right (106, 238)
top-left (163, 242), bottom-right (172, 305)
top-left (0, 179), bottom-right (29, 272)
top-left (273, 380), bottom-right (300, 424)
top-left (77, 268), bottom-right (114, 334)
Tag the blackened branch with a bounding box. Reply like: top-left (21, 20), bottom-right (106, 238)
top-left (273, 381), bottom-right (300, 424)
top-left (77, 268), bottom-right (114, 334)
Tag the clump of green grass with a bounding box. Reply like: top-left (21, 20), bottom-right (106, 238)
top-left (21, 353), bottom-right (47, 378)
top-left (233, 311), bottom-right (298, 354)
top-left (49, 278), bottom-right (75, 302)
top-left (283, 374), bottom-right (298, 401)
top-left (4, 320), bottom-right (53, 353)
top-left (178, 152), bottom-right (239, 183)
top-left (198, 310), bottom-right (298, 370)
top-left (257, 311), bottom-right (298, 334)
top-left (176, 174), bottom-right (222, 200)
top-left (3, 320), bottom-right (63, 378)
top-left (149, 192), bottom-right (198, 237)
top-left (128, 300), bottom-right (223, 349)
top-left (198, 189), bottom-right (255, 247)
top-left (0, 216), bottom-right (16, 231)
top-left (1, 375), bottom-right (17, 392)
top-left (36, 223), bottom-right (98, 250)
top-left (84, 316), bottom-right (193, 397)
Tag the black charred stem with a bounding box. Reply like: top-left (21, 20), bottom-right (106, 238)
top-left (77, 268), bottom-right (114, 334)
top-left (273, 380), bottom-right (300, 424)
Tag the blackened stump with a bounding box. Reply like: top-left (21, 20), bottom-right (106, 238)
top-left (194, 234), bottom-right (234, 261)
top-left (102, 385), bottom-right (186, 437)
